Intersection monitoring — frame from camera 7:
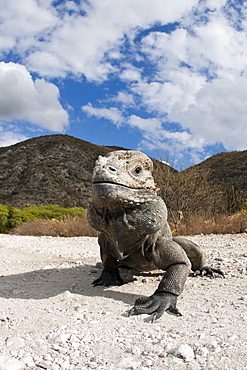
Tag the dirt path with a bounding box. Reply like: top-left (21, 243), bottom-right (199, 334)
top-left (0, 233), bottom-right (246, 369)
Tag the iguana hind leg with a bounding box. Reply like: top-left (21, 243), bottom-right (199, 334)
top-left (193, 266), bottom-right (225, 278)
top-left (173, 236), bottom-right (224, 277)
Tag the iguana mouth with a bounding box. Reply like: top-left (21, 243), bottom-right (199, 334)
top-left (93, 181), bottom-right (131, 188)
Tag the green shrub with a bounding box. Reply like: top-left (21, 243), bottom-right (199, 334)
top-left (242, 200), bottom-right (247, 212)
top-left (0, 204), bottom-right (86, 233)
top-left (7, 206), bottom-right (32, 229)
top-left (0, 204), bottom-right (9, 233)
top-left (22, 205), bottom-right (85, 221)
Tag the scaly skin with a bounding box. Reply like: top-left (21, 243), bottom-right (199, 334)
top-left (87, 150), bottom-right (224, 321)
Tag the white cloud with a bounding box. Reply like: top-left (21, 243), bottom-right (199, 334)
top-left (170, 76), bottom-right (247, 151)
top-left (128, 115), bottom-right (162, 132)
top-left (26, 52), bottom-right (69, 79)
top-left (127, 4), bottom-right (247, 155)
top-left (113, 92), bottom-right (135, 106)
top-left (79, 1), bottom-right (247, 159)
top-left (82, 103), bottom-right (124, 127)
top-left (120, 65), bottom-right (143, 83)
top-left (1, 0), bottom-right (198, 81)
top-left (0, 62), bottom-right (69, 131)
top-left (2, 0), bottom-right (247, 161)
top-left (0, 127), bottom-right (28, 147)
top-left (0, 0), bottom-right (56, 55)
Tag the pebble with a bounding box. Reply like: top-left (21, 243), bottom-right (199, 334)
top-left (130, 346), bottom-right (142, 355)
top-left (207, 355), bottom-right (215, 368)
top-left (19, 355), bottom-right (36, 367)
top-left (211, 316), bottom-right (218, 323)
top-left (142, 358), bottom-right (153, 367)
top-left (0, 233), bottom-right (246, 369)
top-left (5, 336), bottom-right (25, 349)
top-left (48, 331), bottom-right (70, 344)
top-left (196, 346), bottom-right (209, 357)
top-left (89, 268), bottom-right (98, 273)
top-left (228, 334), bottom-right (238, 342)
top-left (0, 356), bottom-right (24, 370)
top-left (51, 364), bottom-right (60, 370)
top-left (133, 281), bottom-right (143, 286)
top-left (88, 361), bottom-right (98, 368)
top-left (207, 340), bottom-right (218, 351)
top-left (116, 356), bottom-right (140, 369)
top-left (172, 344), bottom-right (195, 362)
top-left (61, 290), bottom-right (74, 299)
top-left (142, 278), bottom-right (149, 283)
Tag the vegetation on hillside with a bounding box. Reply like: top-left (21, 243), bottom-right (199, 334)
top-left (160, 168), bottom-right (247, 235)
top-left (242, 200), bottom-right (247, 212)
top-left (0, 135), bottom-right (246, 236)
top-left (1, 193), bottom-right (246, 238)
top-left (0, 204), bottom-right (86, 234)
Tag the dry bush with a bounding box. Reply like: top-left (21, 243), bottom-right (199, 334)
top-left (170, 211), bottom-right (247, 236)
top-left (11, 208), bottom-right (247, 238)
top-left (10, 215), bottom-right (98, 237)
top-left (159, 166), bottom-right (247, 236)
top-left (160, 169), bottom-right (220, 234)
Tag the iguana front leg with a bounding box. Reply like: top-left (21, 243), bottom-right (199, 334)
top-left (93, 269), bottom-right (124, 286)
top-left (128, 238), bottom-right (191, 321)
top-left (129, 291), bottom-right (181, 323)
top-left (92, 233), bottom-right (124, 287)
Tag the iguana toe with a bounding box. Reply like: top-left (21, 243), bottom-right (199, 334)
top-left (194, 266), bottom-right (225, 278)
top-left (93, 269), bottom-right (125, 287)
top-left (128, 292), bottom-right (182, 322)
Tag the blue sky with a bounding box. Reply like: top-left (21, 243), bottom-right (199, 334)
top-left (0, 0), bottom-right (247, 169)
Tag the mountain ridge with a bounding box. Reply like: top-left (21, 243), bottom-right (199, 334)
top-left (0, 134), bottom-right (173, 208)
top-left (0, 134), bottom-right (246, 209)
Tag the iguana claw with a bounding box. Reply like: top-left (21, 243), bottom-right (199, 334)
top-left (128, 292), bottom-right (182, 322)
top-left (194, 266), bottom-right (225, 278)
top-left (93, 269), bottom-right (125, 287)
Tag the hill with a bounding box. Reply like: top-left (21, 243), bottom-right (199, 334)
top-left (183, 150), bottom-right (247, 213)
top-left (184, 150), bottom-right (247, 192)
top-left (0, 134), bottom-right (172, 208)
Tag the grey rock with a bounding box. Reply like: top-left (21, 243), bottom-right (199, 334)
top-left (0, 356), bottom-right (25, 370)
top-left (116, 356), bottom-right (140, 369)
top-left (142, 358), bottom-right (153, 367)
top-left (19, 355), bottom-right (35, 367)
top-left (5, 336), bottom-right (25, 349)
top-left (173, 344), bottom-right (195, 362)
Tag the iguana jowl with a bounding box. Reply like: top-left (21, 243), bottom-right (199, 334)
top-left (87, 150), bottom-right (223, 321)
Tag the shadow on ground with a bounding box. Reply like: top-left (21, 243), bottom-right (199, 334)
top-left (0, 265), bottom-right (162, 306)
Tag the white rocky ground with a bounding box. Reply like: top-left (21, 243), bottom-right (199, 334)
top-left (0, 233), bottom-right (246, 370)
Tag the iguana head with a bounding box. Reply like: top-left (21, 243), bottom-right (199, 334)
top-left (92, 150), bottom-right (156, 190)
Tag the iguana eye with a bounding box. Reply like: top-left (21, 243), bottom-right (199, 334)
top-left (134, 165), bottom-right (142, 175)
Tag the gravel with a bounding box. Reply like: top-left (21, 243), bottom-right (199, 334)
top-left (0, 233), bottom-right (246, 369)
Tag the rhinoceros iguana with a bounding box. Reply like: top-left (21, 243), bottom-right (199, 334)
top-left (87, 150), bottom-right (223, 321)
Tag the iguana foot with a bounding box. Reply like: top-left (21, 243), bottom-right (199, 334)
top-left (117, 261), bottom-right (132, 270)
top-left (93, 269), bottom-right (125, 287)
top-left (128, 292), bottom-right (182, 322)
top-left (194, 266), bottom-right (225, 278)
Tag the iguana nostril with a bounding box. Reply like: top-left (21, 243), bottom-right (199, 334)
top-left (109, 166), bottom-right (117, 172)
